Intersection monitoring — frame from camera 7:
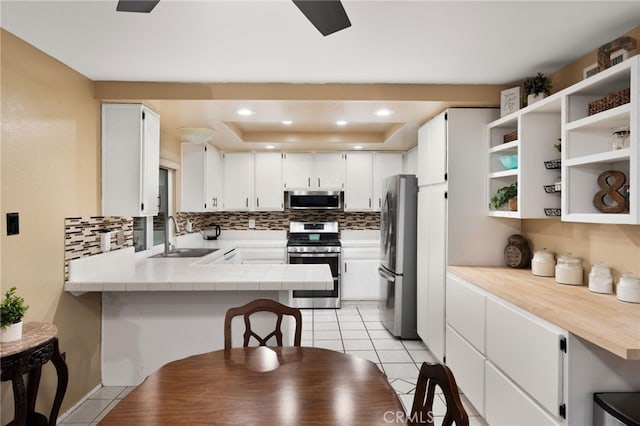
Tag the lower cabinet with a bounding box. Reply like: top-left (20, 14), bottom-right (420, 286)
top-left (240, 247), bottom-right (285, 264)
top-left (445, 272), bottom-right (565, 425)
top-left (342, 247), bottom-right (380, 300)
top-left (486, 298), bottom-right (564, 417)
top-left (485, 362), bottom-right (559, 426)
top-left (445, 325), bottom-right (485, 417)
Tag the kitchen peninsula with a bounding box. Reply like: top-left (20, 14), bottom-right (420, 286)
top-left (65, 233), bottom-right (332, 386)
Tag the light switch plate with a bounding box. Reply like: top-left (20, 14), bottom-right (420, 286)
top-left (7, 212), bottom-right (19, 236)
top-left (248, 218), bottom-right (256, 229)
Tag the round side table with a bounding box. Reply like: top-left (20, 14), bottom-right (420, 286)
top-left (1, 322), bottom-right (68, 426)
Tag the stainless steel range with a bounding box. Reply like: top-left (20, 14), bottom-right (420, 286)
top-left (287, 221), bottom-right (341, 309)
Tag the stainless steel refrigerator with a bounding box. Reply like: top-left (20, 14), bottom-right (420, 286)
top-left (379, 174), bottom-right (418, 339)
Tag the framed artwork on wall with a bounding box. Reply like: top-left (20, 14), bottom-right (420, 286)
top-left (500, 87), bottom-right (520, 117)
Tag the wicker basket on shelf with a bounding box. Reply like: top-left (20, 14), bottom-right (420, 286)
top-left (503, 130), bottom-right (518, 143)
top-left (588, 88), bottom-right (630, 116)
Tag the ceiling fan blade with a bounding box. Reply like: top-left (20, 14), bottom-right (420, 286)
top-left (116, 0), bottom-right (159, 13)
top-left (292, 0), bottom-right (351, 36)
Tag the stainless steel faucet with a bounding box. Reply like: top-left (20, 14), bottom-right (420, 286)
top-left (164, 215), bottom-right (180, 254)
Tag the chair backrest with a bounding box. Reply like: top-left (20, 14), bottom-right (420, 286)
top-left (223, 298), bottom-right (302, 350)
top-left (410, 362), bottom-right (469, 426)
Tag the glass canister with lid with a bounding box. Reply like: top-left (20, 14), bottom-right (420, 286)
top-left (588, 262), bottom-right (613, 294)
top-left (531, 249), bottom-right (555, 277)
top-left (555, 254), bottom-right (583, 285)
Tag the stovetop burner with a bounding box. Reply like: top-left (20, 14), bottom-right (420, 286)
top-left (287, 221), bottom-right (341, 251)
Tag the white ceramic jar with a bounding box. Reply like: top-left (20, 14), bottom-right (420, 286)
top-left (617, 273), bottom-right (640, 303)
top-left (588, 263), bottom-right (613, 294)
top-left (555, 254), bottom-right (583, 285)
top-left (531, 249), bottom-right (555, 277)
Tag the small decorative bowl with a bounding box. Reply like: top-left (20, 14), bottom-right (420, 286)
top-left (499, 155), bottom-right (518, 170)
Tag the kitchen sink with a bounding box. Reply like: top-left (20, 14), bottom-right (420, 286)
top-left (150, 248), bottom-right (219, 258)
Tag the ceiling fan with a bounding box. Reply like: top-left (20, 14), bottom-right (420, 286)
top-left (116, 0), bottom-right (351, 36)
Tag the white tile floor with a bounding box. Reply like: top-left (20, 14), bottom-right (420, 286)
top-left (59, 302), bottom-right (487, 425)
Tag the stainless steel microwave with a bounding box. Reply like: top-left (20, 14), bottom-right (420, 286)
top-left (288, 191), bottom-right (342, 210)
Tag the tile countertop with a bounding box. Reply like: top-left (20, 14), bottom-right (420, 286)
top-left (448, 266), bottom-right (640, 361)
top-left (65, 232), bottom-right (331, 294)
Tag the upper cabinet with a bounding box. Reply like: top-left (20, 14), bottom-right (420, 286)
top-left (487, 97), bottom-right (562, 219)
top-left (422, 111), bottom-right (448, 186)
top-left (373, 152), bottom-right (404, 211)
top-left (562, 56), bottom-right (638, 224)
top-left (222, 152), bottom-right (253, 211)
top-left (344, 152), bottom-right (374, 211)
top-left (283, 152), bottom-right (344, 190)
top-left (102, 103), bottom-right (160, 217)
top-left (254, 152), bottom-right (284, 211)
top-left (181, 143), bottom-right (222, 212)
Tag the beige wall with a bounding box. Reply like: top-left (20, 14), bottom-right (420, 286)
top-left (525, 25), bottom-right (640, 280)
top-left (1, 30), bottom-right (102, 421)
top-left (551, 25), bottom-right (640, 92)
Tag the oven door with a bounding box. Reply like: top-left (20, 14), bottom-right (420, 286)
top-left (288, 252), bottom-right (340, 308)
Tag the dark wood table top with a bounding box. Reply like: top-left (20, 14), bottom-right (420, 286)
top-left (99, 346), bottom-right (406, 425)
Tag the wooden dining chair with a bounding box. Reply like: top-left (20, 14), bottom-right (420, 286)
top-left (223, 298), bottom-right (302, 350)
top-left (409, 362), bottom-right (469, 426)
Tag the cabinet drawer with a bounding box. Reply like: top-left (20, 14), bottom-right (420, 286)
top-left (486, 297), bottom-right (564, 417)
top-left (445, 325), bottom-right (485, 417)
top-left (485, 361), bottom-right (559, 426)
top-left (446, 273), bottom-right (486, 353)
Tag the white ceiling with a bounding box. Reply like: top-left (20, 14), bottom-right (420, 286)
top-left (2, 0), bottom-right (639, 151)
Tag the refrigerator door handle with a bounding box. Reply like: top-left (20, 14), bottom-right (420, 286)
top-left (378, 266), bottom-right (396, 282)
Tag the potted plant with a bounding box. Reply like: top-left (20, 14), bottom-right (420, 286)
top-left (523, 72), bottom-right (552, 105)
top-left (1, 286), bottom-right (29, 342)
top-left (490, 182), bottom-right (518, 211)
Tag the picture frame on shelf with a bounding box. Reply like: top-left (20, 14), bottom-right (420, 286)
top-left (500, 87), bottom-right (520, 117)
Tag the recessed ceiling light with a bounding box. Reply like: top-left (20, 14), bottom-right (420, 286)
top-left (265, 145), bottom-right (275, 149)
top-left (336, 120), bottom-right (348, 126)
top-left (353, 145), bottom-right (363, 150)
top-left (375, 108), bottom-right (393, 117)
top-left (236, 108), bottom-right (255, 116)
top-left (282, 120), bottom-right (293, 125)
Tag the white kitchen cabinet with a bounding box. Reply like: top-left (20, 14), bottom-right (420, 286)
top-left (416, 108), bottom-right (520, 363)
top-left (446, 325), bottom-right (486, 417)
top-left (206, 145), bottom-right (223, 211)
top-left (223, 152), bottom-right (253, 210)
top-left (344, 152), bottom-right (373, 211)
top-left (404, 146), bottom-right (418, 177)
top-left (486, 297), bottom-right (565, 418)
top-left (315, 152), bottom-right (345, 190)
top-left (487, 97), bottom-right (562, 219)
top-left (240, 247), bottom-right (285, 264)
top-left (102, 103), bottom-right (160, 217)
top-left (181, 143), bottom-right (222, 212)
top-left (446, 273), bottom-right (486, 353)
top-left (254, 152), bottom-right (283, 211)
top-left (212, 248), bottom-right (242, 264)
top-left (417, 184), bottom-right (446, 361)
top-left (373, 152), bottom-right (404, 211)
top-left (485, 362), bottom-right (560, 426)
top-left (423, 112), bottom-right (448, 185)
top-left (283, 152), bottom-right (344, 190)
top-left (562, 55), bottom-right (638, 224)
top-left (341, 247), bottom-right (380, 300)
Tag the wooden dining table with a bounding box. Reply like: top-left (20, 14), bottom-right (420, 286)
top-left (99, 346), bottom-right (407, 425)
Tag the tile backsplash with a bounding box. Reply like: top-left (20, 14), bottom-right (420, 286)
top-left (64, 216), bottom-right (133, 280)
top-left (176, 209), bottom-right (379, 233)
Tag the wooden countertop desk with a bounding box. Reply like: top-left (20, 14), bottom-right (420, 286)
top-left (448, 266), bottom-right (640, 360)
top-left (99, 346), bottom-right (406, 425)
